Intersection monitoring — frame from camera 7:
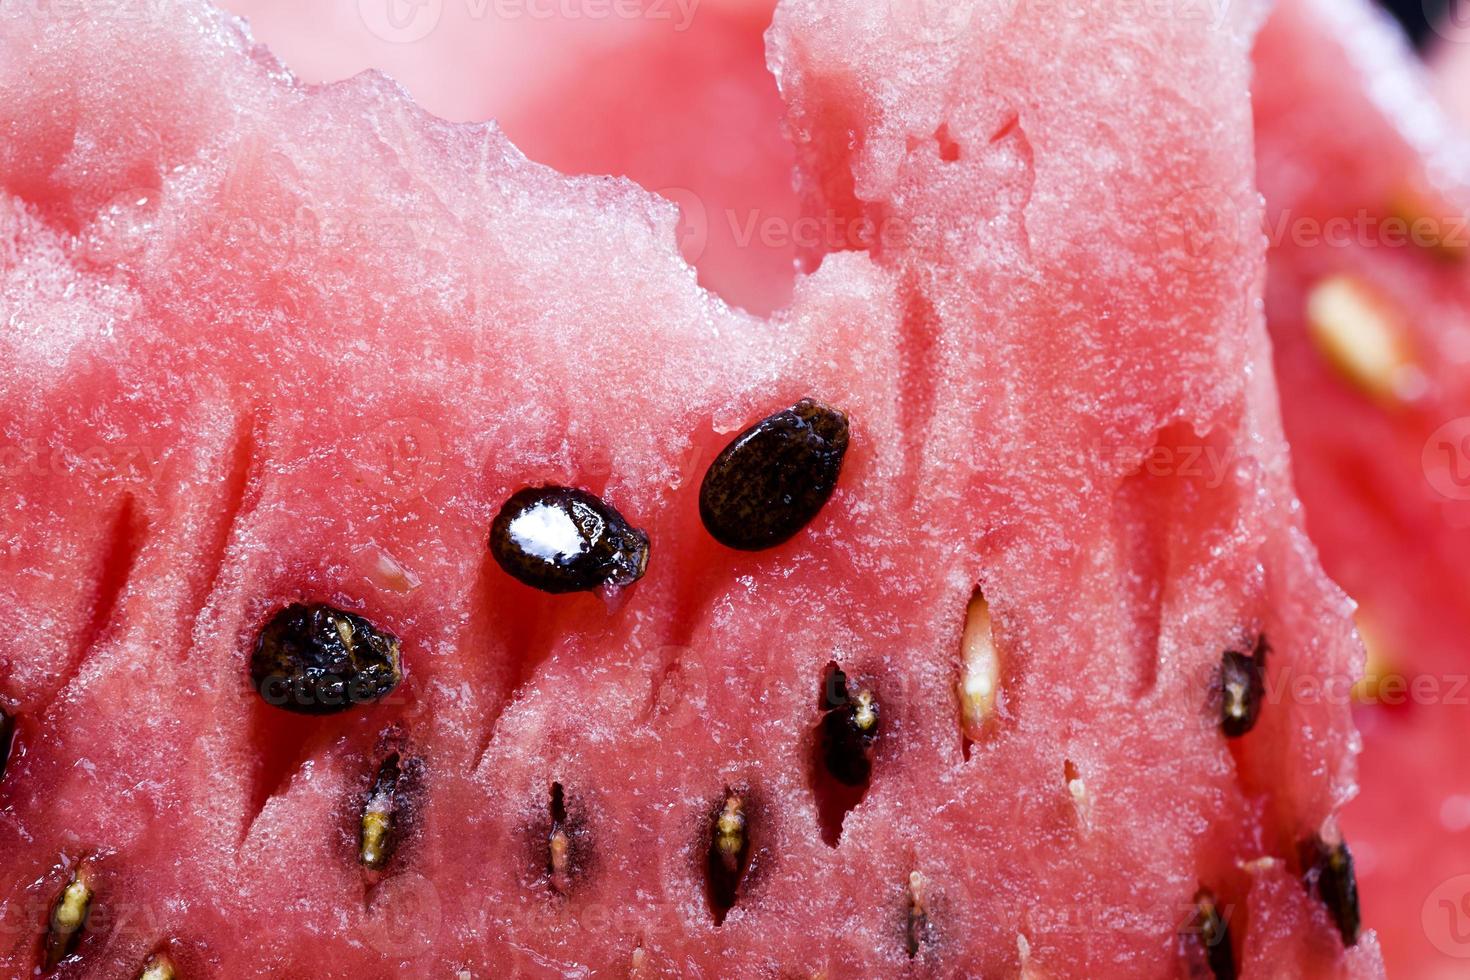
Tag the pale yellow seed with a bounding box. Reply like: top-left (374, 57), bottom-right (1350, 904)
top-left (852, 691), bottom-right (877, 733)
top-left (44, 862), bottom-right (95, 969)
top-left (1307, 275), bottom-right (1421, 405)
top-left (138, 952), bottom-right (177, 980)
top-left (958, 591), bottom-right (1001, 740)
top-left (359, 808), bottom-right (392, 870)
top-left (715, 795), bottom-right (746, 872)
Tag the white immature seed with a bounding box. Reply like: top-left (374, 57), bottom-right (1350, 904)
top-left (958, 590), bottom-right (1002, 741)
top-left (1306, 275), bottom-right (1422, 405)
top-left (137, 952), bottom-right (177, 980)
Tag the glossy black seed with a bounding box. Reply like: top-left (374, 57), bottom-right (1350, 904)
top-left (1183, 889), bottom-right (1237, 980)
top-left (1220, 636), bottom-right (1267, 738)
top-left (699, 399), bottom-right (849, 551)
top-left (250, 604), bottom-right (402, 716)
top-left (359, 753), bottom-right (403, 872)
top-left (490, 486), bottom-right (649, 594)
top-left (819, 667), bottom-right (879, 787)
top-left (42, 859), bottom-right (94, 971)
top-left (1301, 835), bottom-right (1361, 948)
top-left (706, 790), bottom-right (750, 924)
top-left (0, 707), bottom-right (15, 783)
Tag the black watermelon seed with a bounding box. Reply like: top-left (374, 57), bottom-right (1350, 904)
top-left (0, 708), bottom-right (15, 783)
top-left (1220, 636), bottom-right (1267, 738)
top-left (819, 667), bottom-right (879, 787)
top-left (359, 752), bottom-right (404, 872)
top-left (706, 789), bottom-right (751, 924)
top-left (699, 399), bottom-right (849, 551)
top-left (1183, 889), bottom-right (1237, 980)
top-left (490, 486), bottom-right (649, 594)
top-left (250, 604), bottom-right (402, 716)
top-left (1301, 835), bottom-right (1361, 948)
top-left (42, 858), bottom-right (94, 971)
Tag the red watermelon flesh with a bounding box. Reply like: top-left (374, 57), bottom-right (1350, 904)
top-left (1254, 0), bottom-right (1470, 975)
top-left (219, 0), bottom-right (799, 316)
top-left (0, 0), bottom-right (1378, 977)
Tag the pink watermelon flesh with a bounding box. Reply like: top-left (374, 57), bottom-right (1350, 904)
top-left (1255, 0), bottom-right (1470, 975)
top-left (218, 0), bottom-right (800, 316)
top-left (0, 0), bottom-right (1381, 976)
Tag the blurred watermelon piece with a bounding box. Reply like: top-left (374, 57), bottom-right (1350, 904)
top-left (1255, 0), bottom-right (1470, 975)
top-left (0, 0), bottom-right (1379, 976)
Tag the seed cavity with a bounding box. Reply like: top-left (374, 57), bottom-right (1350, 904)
top-left (490, 486), bottom-right (649, 594)
top-left (957, 589), bottom-right (1001, 744)
top-left (706, 789), bottom-right (751, 924)
top-left (0, 707), bottom-right (15, 783)
top-left (360, 752), bottom-right (405, 873)
top-left (42, 858), bottom-right (95, 971)
top-left (1301, 835), bottom-right (1361, 948)
top-left (905, 871), bottom-right (931, 959)
top-left (812, 664), bottom-right (879, 846)
top-left (1182, 888), bottom-right (1236, 980)
top-left (547, 781), bottom-right (574, 895)
top-left (1219, 637), bottom-right (1266, 738)
top-left (137, 951), bottom-right (177, 980)
top-left (1306, 275), bottom-right (1423, 405)
top-left (251, 603), bottom-right (402, 715)
top-left (699, 398), bottom-right (849, 551)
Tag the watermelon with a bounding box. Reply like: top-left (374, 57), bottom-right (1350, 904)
top-left (1254, 0), bottom-right (1470, 975)
top-left (0, 0), bottom-right (1381, 976)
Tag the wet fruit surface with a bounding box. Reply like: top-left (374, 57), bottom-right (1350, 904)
top-left (490, 486), bottom-right (650, 594)
top-left (698, 399), bottom-right (849, 551)
top-left (0, 708), bottom-right (14, 783)
top-left (250, 604), bottom-right (402, 715)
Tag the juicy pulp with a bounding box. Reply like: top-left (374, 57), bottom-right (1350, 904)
top-left (0, 0), bottom-right (1380, 976)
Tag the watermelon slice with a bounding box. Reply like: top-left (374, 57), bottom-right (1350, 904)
top-left (1254, 0), bottom-right (1470, 974)
top-left (0, 0), bottom-right (1381, 976)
